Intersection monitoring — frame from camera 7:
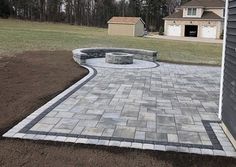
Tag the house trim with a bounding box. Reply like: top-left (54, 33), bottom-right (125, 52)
top-left (218, 0), bottom-right (229, 120)
top-left (221, 122), bottom-right (236, 149)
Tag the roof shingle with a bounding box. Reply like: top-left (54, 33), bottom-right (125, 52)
top-left (181, 0), bottom-right (225, 8)
top-left (107, 17), bottom-right (144, 25)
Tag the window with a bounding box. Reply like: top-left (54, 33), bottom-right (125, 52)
top-left (187, 8), bottom-right (197, 16)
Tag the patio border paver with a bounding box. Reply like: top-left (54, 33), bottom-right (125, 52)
top-left (16, 120), bottom-right (222, 150)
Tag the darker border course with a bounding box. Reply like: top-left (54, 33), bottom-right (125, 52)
top-left (21, 120), bottom-right (223, 150)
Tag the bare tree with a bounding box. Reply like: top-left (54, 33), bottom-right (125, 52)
top-left (4, 0), bottom-right (180, 30)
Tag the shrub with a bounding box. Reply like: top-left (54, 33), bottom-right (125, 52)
top-left (220, 30), bottom-right (224, 39)
top-left (159, 26), bottom-right (164, 35)
top-left (0, 0), bottom-right (10, 18)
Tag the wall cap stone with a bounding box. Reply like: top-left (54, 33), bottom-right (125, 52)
top-left (72, 47), bottom-right (158, 65)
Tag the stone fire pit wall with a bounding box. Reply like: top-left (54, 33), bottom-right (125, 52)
top-left (105, 52), bottom-right (134, 64)
top-left (72, 48), bottom-right (158, 65)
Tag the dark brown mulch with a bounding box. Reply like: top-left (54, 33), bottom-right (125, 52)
top-left (0, 51), bottom-right (235, 167)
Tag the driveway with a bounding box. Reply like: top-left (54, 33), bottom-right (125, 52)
top-left (4, 61), bottom-right (236, 157)
top-left (146, 34), bottom-right (223, 44)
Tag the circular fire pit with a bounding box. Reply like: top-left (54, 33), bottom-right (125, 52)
top-left (105, 52), bottom-right (134, 64)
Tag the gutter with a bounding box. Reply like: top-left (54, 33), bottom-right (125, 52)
top-left (218, 0), bottom-right (229, 120)
top-left (163, 18), bottom-right (223, 21)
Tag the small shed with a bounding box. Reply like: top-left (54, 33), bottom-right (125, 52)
top-left (107, 17), bottom-right (145, 37)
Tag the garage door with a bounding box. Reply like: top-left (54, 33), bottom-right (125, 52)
top-left (167, 25), bottom-right (181, 37)
top-left (201, 26), bottom-right (217, 38)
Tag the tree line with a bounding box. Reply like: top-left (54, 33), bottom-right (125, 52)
top-left (0, 0), bottom-right (190, 31)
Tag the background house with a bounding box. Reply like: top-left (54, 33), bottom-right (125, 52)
top-left (107, 17), bottom-right (145, 37)
top-left (163, 0), bottom-right (225, 39)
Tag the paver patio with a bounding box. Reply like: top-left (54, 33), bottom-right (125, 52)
top-left (3, 61), bottom-right (236, 157)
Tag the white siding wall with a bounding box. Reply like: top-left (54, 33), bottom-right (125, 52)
top-left (183, 8), bottom-right (204, 18)
top-left (134, 20), bottom-right (145, 37)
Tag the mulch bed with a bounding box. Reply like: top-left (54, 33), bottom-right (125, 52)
top-left (0, 51), bottom-right (235, 167)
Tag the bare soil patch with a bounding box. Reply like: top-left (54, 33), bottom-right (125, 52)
top-left (0, 51), bottom-right (235, 167)
top-left (0, 51), bottom-right (88, 133)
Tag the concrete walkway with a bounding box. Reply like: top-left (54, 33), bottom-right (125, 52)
top-left (3, 61), bottom-right (236, 157)
top-left (146, 34), bottom-right (223, 44)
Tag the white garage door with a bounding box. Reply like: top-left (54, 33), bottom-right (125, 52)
top-left (201, 26), bottom-right (217, 38)
top-left (167, 25), bottom-right (181, 37)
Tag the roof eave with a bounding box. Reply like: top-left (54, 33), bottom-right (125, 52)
top-left (204, 6), bottom-right (225, 9)
top-left (181, 6), bottom-right (204, 8)
top-left (164, 18), bottom-right (223, 21)
top-left (139, 18), bottom-right (146, 25)
top-left (181, 5), bottom-right (224, 9)
top-left (108, 22), bottom-right (136, 25)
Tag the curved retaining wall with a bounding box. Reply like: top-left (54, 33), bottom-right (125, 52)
top-left (72, 48), bottom-right (158, 65)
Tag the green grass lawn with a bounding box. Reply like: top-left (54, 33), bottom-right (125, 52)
top-left (0, 19), bottom-right (222, 65)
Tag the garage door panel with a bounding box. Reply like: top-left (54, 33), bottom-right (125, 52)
top-left (201, 26), bottom-right (217, 38)
top-left (167, 25), bottom-right (181, 37)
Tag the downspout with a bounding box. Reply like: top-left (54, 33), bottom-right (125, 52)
top-left (218, 0), bottom-right (229, 120)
